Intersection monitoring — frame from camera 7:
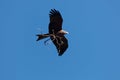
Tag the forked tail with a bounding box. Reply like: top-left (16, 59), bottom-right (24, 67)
top-left (36, 33), bottom-right (50, 41)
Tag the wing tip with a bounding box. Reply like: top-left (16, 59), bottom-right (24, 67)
top-left (49, 9), bottom-right (60, 16)
top-left (58, 54), bottom-right (63, 56)
top-left (58, 47), bottom-right (68, 56)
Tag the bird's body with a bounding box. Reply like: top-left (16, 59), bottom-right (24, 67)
top-left (36, 9), bottom-right (68, 56)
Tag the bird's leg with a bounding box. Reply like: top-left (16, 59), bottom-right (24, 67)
top-left (51, 29), bottom-right (62, 45)
top-left (51, 34), bottom-right (61, 49)
top-left (44, 38), bottom-right (51, 45)
top-left (44, 34), bottom-right (57, 46)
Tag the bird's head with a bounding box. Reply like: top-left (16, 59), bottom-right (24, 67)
top-left (58, 30), bottom-right (69, 35)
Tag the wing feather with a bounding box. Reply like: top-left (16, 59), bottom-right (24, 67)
top-left (50, 36), bottom-right (68, 56)
top-left (49, 9), bottom-right (63, 34)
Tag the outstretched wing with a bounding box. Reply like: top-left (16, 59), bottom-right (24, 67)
top-left (49, 9), bottom-right (63, 34)
top-left (50, 36), bottom-right (68, 56)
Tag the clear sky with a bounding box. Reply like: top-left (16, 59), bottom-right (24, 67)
top-left (1, 0), bottom-right (120, 80)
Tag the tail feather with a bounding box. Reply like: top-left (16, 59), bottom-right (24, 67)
top-left (36, 33), bottom-right (50, 41)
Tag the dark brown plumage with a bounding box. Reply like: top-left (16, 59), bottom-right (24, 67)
top-left (36, 9), bottom-right (68, 56)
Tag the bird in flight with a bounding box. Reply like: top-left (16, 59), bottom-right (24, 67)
top-left (36, 9), bottom-right (68, 56)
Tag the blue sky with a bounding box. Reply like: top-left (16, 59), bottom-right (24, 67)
top-left (1, 0), bottom-right (120, 80)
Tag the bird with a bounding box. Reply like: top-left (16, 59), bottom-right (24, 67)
top-left (36, 9), bottom-right (68, 56)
